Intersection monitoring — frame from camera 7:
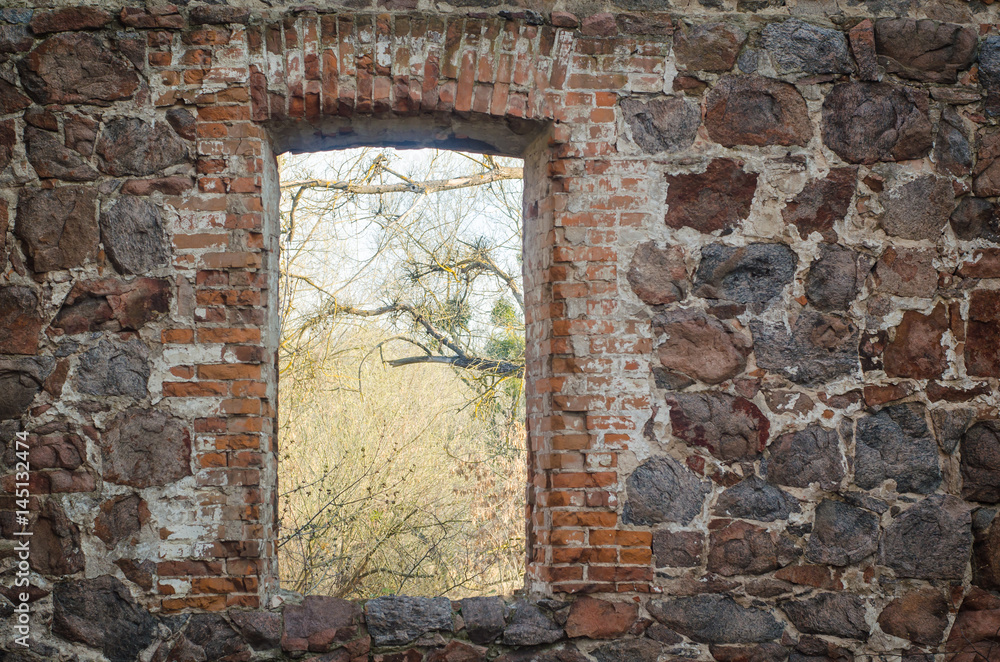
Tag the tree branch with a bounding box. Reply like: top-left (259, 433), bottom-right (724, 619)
top-left (282, 166), bottom-right (523, 195)
top-left (386, 355), bottom-right (523, 376)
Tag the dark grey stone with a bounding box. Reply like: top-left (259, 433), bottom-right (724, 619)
top-left (25, 126), bottom-right (98, 181)
top-left (76, 339), bottom-right (149, 399)
top-left (765, 426), bottom-right (845, 490)
top-left (648, 595), bottom-right (784, 644)
top-left (652, 530), bottom-right (704, 568)
top-left (96, 118), bottom-right (186, 176)
top-left (621, 96), bottom-right (700, 153)
top-left (932, 408), bottom-right (975, 454)
top-left (950, 197), bottom-right (1000, 242)
top-left (751, 311), bottom-right (859, 386)
top-left (935, 106), bottom-right (973, 177)
top-left (713, 475), bottom-right (799, 522)
top-left (666, 391), bottom-right (770, 462)
top-left (99, 196), bottom-right (169, 275)
top-left (502, 600), bottom-right (563, 646)
top-left (461, 596), bottom-right (505, 644)
top-left (821, 82), bottom-right (932, 164)
top-left (0, 357), bottom-right (53, 420)
top-left (52, 576), bottom-right (158, 662)
top-left (879, 494), bottom-right (973, 579)
top-left (366, 595), bottom-right (453, 646)
top-left (592, 639), bottom-right (663, 662)
top-left (961, 421), bottom-right (1000, 503)
top-left (695, 243), bottom-right (798, 311)
top-left (623, 455), bottom-right (711, 525)
top-left (101, 408), bottom-right (191, 488)
top-left (979, 35), bottom-right (1000, 114)
top-left (855, 404), bottom-right (941, 494)
top-left (782, 593), bottom-right (869, 641)
top-left (806, 500), bottom-right (880, 566)
top-left (805, 245), bottom-right (870, 312)
top-left (762, 19), bottom-right (853, 74)
top-left (186, 613), bottom-right (252, 661)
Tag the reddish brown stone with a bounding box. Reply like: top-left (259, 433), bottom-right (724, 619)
top-left (850, 19), bottom-right (878, 81)
top-left (32, 499), bottom-right (85, 575)
top-left (565, 598), bottom-right (638, 639)
top-left (120, 176), bottom-right (194, 196)
top-left (165, 107), bottom-right (197, 141)
top-left (0, 286), bottom-right (43, 355)
top-left (580, 13), bottom-right (616, 37)
top-left (947, 588), bottom-right (1000, 662)
top-left (25, 125), bottom-right (99, 181)
top-left (654, 309), bottom-right (751, 385)
top-left (774, 565), bottom-right (841, 590)
top-left (927, 381), bottom-right (990, 403)
top-left (282, 595), bottom-right (362, 652)
top-left (627, 242), bottom-right (687, 306)
top-left (51, 278), bottom-right (170, 335)
top-left (673, 75), bottom-right (708, 96)
top-left (673, 22), bottom-right (746, 72)
top-left (118, 6), bottom-right (185, 29)
top-left (959, 249), bottom-right (1000, 279)
top-left (0, 119), bottom-right (15, 173)
top-left (665, 159), bottom-right (758, 233)
top-left (0, 77), bottom-right (31, 114)
top-left (23, 107), bottom-right (57, 131)
top-left (878, 175), bottom-right (953, 241)
top-left (9, 420), bottom-right (85, 471)
top-left (16, 33), bottom-right (139, 105)
top-left (708, 520), bottom-right (795, 577)
top-left (0, 24), bottom-right (34, 54)
top-left (666, 391), bottom-right (770, 462)
top-left (425, 641), bottom-right (487, 662)
top-left (874, 19), bottom-right (977, 83)
top-left (653, 530), bottom-right (704, 568)
top-left (872, 248), bottom-right (937, 298)
top-left (101, 409), bottom-right (191, 488)
top-left (550, 12), bottom-right (580, 28)
top-left (621, 96), bottom-right (700, 153)
top-left (935, 106), bottom-right (973, 177)
top-left (29, 7), bottom-right (113, 34)
top-left (967, 291), bottom-right (1000, 378)
top-left (64, 113), bottom-right (99, 156)
top-left (705, 75), bottom-right (811, 147)
top-left (974, 128), bottom-right (1000, 197)
top-left (190, 6), bottom-right (251, 25)
top-left (113, 558), bottom-right (155, 591)
top-left (15, 186), bottom-right (99, 272)
top-left (821, 82), bottom-right (932, 164)
top-left (94, 493), bottom-right (149, 547)
top-left (96, 118), bottom-right (187, 177)
top-left (232, 611), bottom-right (283, 650)
top-left (782, 168), bottom-right (856, 241)
top-left (863, 383), bottom-right (913, 407)
top-left (878, 589), bottom-right (949, 646)
top-left (883, 304), bottom-right (949, 380)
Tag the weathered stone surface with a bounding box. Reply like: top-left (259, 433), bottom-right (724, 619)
top-left (113, 558), bottom-right (154, 592)
top-left (946, 588), bottom-right (1000, 661)
top-left (966, 291), bottom-right (1000, 378)
top-left (653, 309), bottom-right (751, 385)
top-left (674, 22), bottom-right (746, 72)
top-left (806, 500), bottom-right (879, 567)
top-left (99, 196), bottom-right (170, 275)
top-left (855, 404), bottom-right (941, 494)
top-left (872, 248), bottom-right (937, 299)
top-left (52, 278), bottom-right (171, 335)
top-left (17, 33), bottom-right (138, 105)
top-left (32, 499), bottom-right (85, 575)
top-left (52, 576), bottom-right (157, 662)
top-left (621, 96), bottom-right (700, 154)
top-left (0, 286), bottom-right (43, 355)
top-left (503, 600), bottom-right (563, 646)
top-left (591, 639), bottom-right (662, 662)
top-left (935, 106), bottom-right (972, 177)
top-left (665, 159), bottom-right (758, 233)
top-left (878, 175), bottom-right (953, 241)
top-left (883, 305), bottom-right (949, 380)
top-left (666, 392), bottom-right (770, 462)
top-left (29, 7), bottom-right (113, 34)
top-left (648, 595), bottom-right (784, 644)
top-left (705, 76), bottom-right (811, 147)
top-left (708, 521), bottom-right (797, 577)
top-left (782, 593), bottom-right (869, 641)
top-left (951, 197), bottom-right (1000, 242)
top-left (15, 186), bottom-right (99, 272)
top-left (24, 126), bottom-right (98, 181)
top-left (694, 243), bottom-right (797, 310)
top-left (366, 596), bottom-right (453, 646)
top-left (653, 530), bottom-right (704, 567)
top-left (186, 613), bottom-right (253, 662)
top-left (190, 5), bottom-right (251, 25)
top-left (0, 120), bottom-right (13, 173)
top-left (495, 646), bottom-right (589, 662)
top-left (64, 112), bottom-right (99, 156)
top-left (461, 596), bottom-right (505, 644)
top-left (765, 426), bottom-right (844, 490)
top-left (623, 454), bottom-right (710, 525)
top-left (0, 78), bottom-right (31, 115)
top-left (932, 408), bottom-right (974, 454)
top-left (94, 494), bottom-right (148, 547)
top-left (0, 357), bottom-right (52, 420)
top-left (231, 610), bottom-right (283, 650)
top-left (565, 598), bottom-right (637, 639)
top-left (5, 420), bottom-right (84, 471)
top-left (782, 168), bottom-right (857, 241)
top-left (96, 118), bottom-right (186, 177)
top-left (424, 640), bottom-right (487, 662)
top-left (710, 643), bottom-right (790, 662)
top-left (974, 128), bottom-right (1000, 197)
top-left (751, 312), bottom-right (859, 386)
top-left (874, 19), bottom-right (977, 83)
top-left (850, 18), bottom-right (878, 81)
top-left (879, 494), bottom-right (972, 579)
top-left (981, 36), bottom-right (1000, 116)
top-left (805, 245), bottom-right (869, 312)
top-left (877, 589), bottom-right (949, 646)
top-left (627, 242), bottom-right (687, 306)
top-left (822, 82), bottom-right (932, 164)
top-left (762, 19), bottom-right (853, 74)
top-left (961, 422), bottom-right (1000, 503)
top-left (283, 595), bottom-right (361, 652)
top-left (76, 339), bottom-right (149, 399)
top-left (101, 408), bottom-right (191, 488)
top-left (166, 107), bottom-right (197, 141)
top-left (714, 476), bottom-right (799, 522)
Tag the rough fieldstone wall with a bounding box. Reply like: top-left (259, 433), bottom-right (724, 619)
top-left (4, 0), bottom-right (1000, 661)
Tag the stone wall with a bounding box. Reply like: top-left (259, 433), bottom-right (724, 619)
top-left (3, 0), bottom-right (1000, 660)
